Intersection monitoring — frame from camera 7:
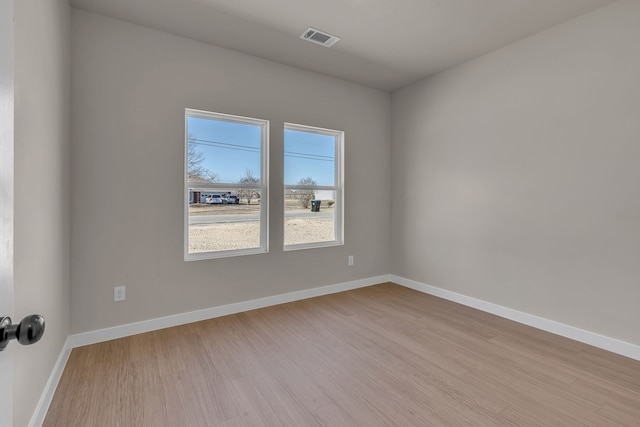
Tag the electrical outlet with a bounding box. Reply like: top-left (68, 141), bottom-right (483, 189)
top-left (348, 255), bottom-right (354, 266)
top-left (114, 286), bottom-right (126, 302)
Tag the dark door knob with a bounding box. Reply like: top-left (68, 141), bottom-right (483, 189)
top-left (0, 315), bottom-right (45, 351)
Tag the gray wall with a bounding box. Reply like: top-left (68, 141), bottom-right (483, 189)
top-left (391, 0), bottom-right (640, 345)
top-left (70, 10), bottom-right (391, 333)
top-left (14, 0), bottom-right (71, 425)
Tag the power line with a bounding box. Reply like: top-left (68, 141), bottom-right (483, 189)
top-left (190, 138), bottom-right (259, 154)
top-left (285, 154), bottom-right (334, 162)
top-left (190, 137), bottom-right (334, 162)
top-left (284, 150), bottom-right (334, 159)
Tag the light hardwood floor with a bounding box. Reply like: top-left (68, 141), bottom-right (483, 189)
top-left (44, 283), bottom-right (640, 426)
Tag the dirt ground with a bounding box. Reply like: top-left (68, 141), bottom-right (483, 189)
top-left (188, 200), bottom-right (335, 253)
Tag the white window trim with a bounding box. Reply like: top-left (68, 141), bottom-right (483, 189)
top-left (283, 122), bottom-right (344, 251)
top-left (184, 109), bottom-right (269, 261)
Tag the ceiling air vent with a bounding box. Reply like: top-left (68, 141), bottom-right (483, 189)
top-left (300, 27), bottom-right (340, 47)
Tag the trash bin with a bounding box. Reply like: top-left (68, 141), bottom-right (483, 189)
top-left (311, 200), bottom-right (321, 212)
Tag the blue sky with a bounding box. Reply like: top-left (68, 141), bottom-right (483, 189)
top-left (284, 129), bottom-right (335, 186)
top-left (187, 116), bottom-right (335, 186)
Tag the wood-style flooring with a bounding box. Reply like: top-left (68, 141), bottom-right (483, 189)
top-left (44, 283), bottom-right (640, 426)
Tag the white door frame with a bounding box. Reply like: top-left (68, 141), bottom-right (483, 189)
top-left (0, 0), bottom-right (15, 424)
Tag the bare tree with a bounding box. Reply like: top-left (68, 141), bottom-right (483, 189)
top-left (204, 170), bottom-right (220, 183)
top-left (239, 168), bottom-right (260, 205)
top-left (187, 135), bottom-right (206, 176)
top-left (187, 134), bottom-right (218, 182)
top-left (297, 176), bottom-right (317, 209)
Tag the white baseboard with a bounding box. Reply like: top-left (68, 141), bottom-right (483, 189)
top-left (390, 274), bottom-right (640, 361)
top-left (68, 274), bottom-right (392, 348)
top-left (34, 273), bottom-right (639, 426)
top-left (28, 337), bottom-right (72, 427)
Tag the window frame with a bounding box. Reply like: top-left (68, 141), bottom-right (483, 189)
top-left (184, 108), bottom-right (269, 261)
top-left (283, 122), bottom-right (344, 251)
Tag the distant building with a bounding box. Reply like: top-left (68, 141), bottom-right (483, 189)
top-left (284, 188), bottom-right (334, 201)
top-left (188, 174), bottom-right (211, 203)
top-left (188, 174), bottom-right (233, 203)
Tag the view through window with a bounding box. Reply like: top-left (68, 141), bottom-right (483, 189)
top-left (284, 123), bottom-right (344, 250)
top-left (185, 109), bottom-right (268, 260)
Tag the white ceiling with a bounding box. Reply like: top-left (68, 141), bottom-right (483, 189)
top-left (70, 0), bottom-right (617, 91)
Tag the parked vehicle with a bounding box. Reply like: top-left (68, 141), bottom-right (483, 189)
top-left (207, 195), bottom-right (224, 204)
top-left (227, 195), bottom-right (239, 204)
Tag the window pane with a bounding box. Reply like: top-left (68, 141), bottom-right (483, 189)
top-left (188, 188), bottom-right (262, 254)
top-left (185, 109), bottom-right (268, 260)
top-left (284, 190), bottom-right (336, 246)
top-left (187, 116), bottom-right (261, 184)
top-left (284, 129), bottom-right (335, 187)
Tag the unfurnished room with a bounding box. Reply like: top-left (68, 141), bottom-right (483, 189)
top-left (1, 0), bottom-right (640, 426)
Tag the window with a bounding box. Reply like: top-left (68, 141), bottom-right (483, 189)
top-left (185, 109), bottom-right (268, 260)
top-left (284, 123), bottom-right (344, 250)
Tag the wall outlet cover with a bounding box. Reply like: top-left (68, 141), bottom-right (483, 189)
top-left (114, 286), bottom-right (126, 302)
